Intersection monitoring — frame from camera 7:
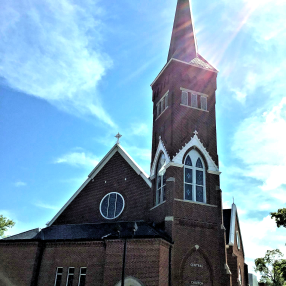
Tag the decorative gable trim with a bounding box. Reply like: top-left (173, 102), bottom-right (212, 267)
top-left (47, 144), bottom-right (151, 227)
top-left (150, 137), bottom-right (171, 179)
top-left (172, 132), bottom-right (220, 175)
top-left (228, 203), bottom-right (245, 256)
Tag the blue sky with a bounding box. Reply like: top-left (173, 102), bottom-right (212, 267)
top-left (1, 0), bottom-right (286, 275)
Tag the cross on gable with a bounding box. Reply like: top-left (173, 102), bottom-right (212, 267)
top-left (194, 130), bottom-right (198, 136)
top-left (115, 133), bottom-right (122, 144)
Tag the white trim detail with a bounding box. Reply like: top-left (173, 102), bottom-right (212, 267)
top-left (175, 198), bottom-right (217, 208)
top-left (150, 137), bottom-right (171, 178)
top-left (150, 58), bottom-right (218, 87)
top-left (165, 216), bottom-right (174, 221)
top-left (180, 87), bottom-right (209, 98)
top-left (172, 133), bottom-right (219, 174)
top-left (99, 192), bottom-right (125, 220)
top-left (47, 144), bottom-right (151, 227)
top-left (228, 203), bottom-right (245, 256)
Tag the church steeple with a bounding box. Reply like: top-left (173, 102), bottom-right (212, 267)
top-left (167, 0), bottom-right (198, 63)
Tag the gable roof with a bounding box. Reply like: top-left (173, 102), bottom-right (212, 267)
top-left (223, 203), bottom-right (245, 255)
top-left (150, 136), bottom-right (171, 178)
top-left (172, 132), bottom-right (220, 175)
top-left (47, 144), bottom-right (151, 227)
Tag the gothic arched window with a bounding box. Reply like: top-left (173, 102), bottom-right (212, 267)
top-left (156, 153), bottom-right (166, 205)
top-left (184, 149), bottom-right (206, 203)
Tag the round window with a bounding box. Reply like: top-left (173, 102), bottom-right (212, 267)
top-left (100, 192), bottom-right (125, 220)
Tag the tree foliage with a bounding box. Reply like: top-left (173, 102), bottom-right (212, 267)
top-left (255, 249), bottom-right (286, 286)
top-left (271, 209), bottom-right (286, 228)
top-left (0, 215), bottom-right (15, 238)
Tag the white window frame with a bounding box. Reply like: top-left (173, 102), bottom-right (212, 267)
top-left (99, 192), bottom-right (125, 220)
top-left (201, 96), bottom-right (207, 111)
top-left (78, 267), bottom-right (87, 286)
top-left (156, 91), bottom-right (169, 119)
top-left (54, 267), bottom-right (63, 286)
top-left (191, 93), bottom-right (198, 108)
top-left (66, 267), bottom-right (75, 286)
top-left (181, 91), bottom-right (188, 106)
top-left (184, 150), bottom-right (206, 203)
top-left (156, 153), bottom-right (166, 205)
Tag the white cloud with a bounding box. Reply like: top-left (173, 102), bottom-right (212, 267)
top-left (54, 151), bottom-right (99, 168)
top-left (0, 0), bottom-right (115, 126)
top-left (34, 202), bottom-right (59, 211)
top-left (232, 97), bottom-right (286, 191)
top-left (241, 215), bottom-right (286, 274)
top-left (131, 123), bottom-right (149, 136)
top-left (14, 181), bottom-right (27, 187)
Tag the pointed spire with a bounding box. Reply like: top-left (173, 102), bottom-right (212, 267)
top-left (168, 0), bottom-right (198, 63)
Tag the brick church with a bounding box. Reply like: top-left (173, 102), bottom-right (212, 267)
top-left (0, 0), bottom-right (249, 285)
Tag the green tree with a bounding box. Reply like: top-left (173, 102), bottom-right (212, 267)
top-left (271, 209), bottom-right (286, 228)
top-left (0, 215), bottom-right (15, 238)
top-left (255, 249), bottom-right (286, 286)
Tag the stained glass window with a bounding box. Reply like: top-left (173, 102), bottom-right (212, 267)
top-left (184, 150), bottom-right (206, 203)
top-left (185, 155), bottom-right (192, 166)
top-left (196, 158), bottom-right (203, 169)
top-left (185, 168), bottom-right (192, 184)
top-left (196, 186), bottom-right (204, 202)
top-left (185, 184), bottom-right (192, 200)
top-left (196, 170), bottom-right (204, 186)
top-left (100, 193), bottom-right (125, 220)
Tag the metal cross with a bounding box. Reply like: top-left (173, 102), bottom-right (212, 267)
top-left (194, 130), bottom-right (198, 136)
top-left (115, 133), bottom-right (122, 144)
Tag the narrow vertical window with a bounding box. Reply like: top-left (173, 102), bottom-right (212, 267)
top-left (165, 93), bottom-right (168, 108)
top-left (184, 150), bottom-right (206, 203)
top-left (66, 268), bottom-right (74, 286)
top-left (157, 103), bottom-right (160, 117)
top-left (201, 96), bottom-right (207, 111)
top-left (161, 99), bottom-right (165, 113)
top-left (191, 93), bottom-right (198, 108)
top-left (156, 153), bottom-right (166, 205)
top-left (54, 267), bottom-right (63, 286)
top-left (181, 91), bottom-right (188, 105)
top-left (78, 268), bottom-right (87, 286)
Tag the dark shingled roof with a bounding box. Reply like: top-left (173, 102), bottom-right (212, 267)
top-left (3, 228), bottom-right (41, 240)
top-left (223, 209), bottom-right (231, 244)
top-left (32, 221), bottom-right (171, 242)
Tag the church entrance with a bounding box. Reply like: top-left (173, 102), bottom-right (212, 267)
top-left (115, 277), bottom-right (144, 286)
top-left (180, 249), bottom-right (213, 286)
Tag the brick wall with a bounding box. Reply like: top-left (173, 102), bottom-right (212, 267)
top-left (53, 152), bottom-right (152, 225)
top-left (0, 241), bottom-right (39, 286)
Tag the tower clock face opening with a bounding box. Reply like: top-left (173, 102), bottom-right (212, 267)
top-left (100, 192), bottom-right (125, 220)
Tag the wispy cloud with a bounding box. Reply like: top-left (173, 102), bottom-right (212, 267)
top-left (0, 0), bottom-right (115, 126)
top-left (34, 202), bottom-right (60, 211)
top-left (130, 123), bottom-right (149, 136)
top-left (14, 181), bottom-right (27, 187)
top-left (54, 151), bottom-right (99, 168)
top-left (232, 97), bottom-right (286, 192)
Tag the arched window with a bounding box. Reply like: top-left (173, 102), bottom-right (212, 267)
top-left (184, 149), bottom-right (206, 203)
top-left (156, 153), bottom-right (166, 205)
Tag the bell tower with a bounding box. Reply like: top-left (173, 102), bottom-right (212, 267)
top-left (148, 0), bottom-right (232, 285)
